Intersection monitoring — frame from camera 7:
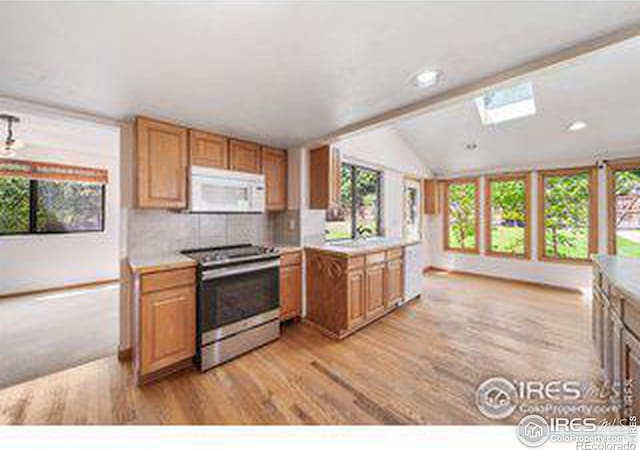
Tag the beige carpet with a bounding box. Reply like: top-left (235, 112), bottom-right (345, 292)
top-left (0, 283), bottom-right (119, 390)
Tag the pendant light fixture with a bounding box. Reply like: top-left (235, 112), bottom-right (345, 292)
top-left (0, 114), bottom-right (24, 158)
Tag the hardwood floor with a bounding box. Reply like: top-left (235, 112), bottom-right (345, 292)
top-left (0, 272), bottom-right (600, 425)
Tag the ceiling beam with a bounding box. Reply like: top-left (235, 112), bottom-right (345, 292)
top-left (302, 21), bottom-right (640, 149)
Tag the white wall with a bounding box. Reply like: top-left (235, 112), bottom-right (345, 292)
top-left (294, 127), bottom-right (431, 260)
top-left (426, 167), bottom-right (610, 291)
top-left (0, 107), bottom-right (120, 295)
top-left (335, 127), bottom-right (432, 262)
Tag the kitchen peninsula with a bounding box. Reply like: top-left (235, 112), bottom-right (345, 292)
top-left (305, 238), bottom-right (421, 339)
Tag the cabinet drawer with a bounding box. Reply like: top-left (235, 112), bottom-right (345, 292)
top-left (348, 256), bottom-right (365, 270)
top-left (366, 251), bottom-right (387, 266)
top-left (387, 247), bottom-right (403, 260)
top-left (141, 267), bottom-right (195, 294)
top-left (281, 251), bottom-right (302, 267)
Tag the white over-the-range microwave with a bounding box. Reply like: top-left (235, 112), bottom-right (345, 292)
top-left (188, 166), bottom-right (266, 213)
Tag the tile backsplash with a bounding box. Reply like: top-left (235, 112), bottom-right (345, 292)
top-left (128, 209), bottom-right (277, 258)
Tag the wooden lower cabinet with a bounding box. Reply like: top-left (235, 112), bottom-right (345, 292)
top-left (592, 284), bottom-right (605, 366)
top-left (622, 329), bottom-right (640, 418)
top-left (132, 265), bottom-right (196, 385)
top-left (347, 268), bottom-right (366, 328)
top-left (366, 264), bottom-right (386, 317)
top-left (306, 246), bottom-right (405, 339)
top-left (280, 253), bottom-right (302, 321)
top-left (386, 258), bottom-right (404, 309)
top-left (592, 257), bottom-right (640, 420)
top-left (141, 285), bottom-right (196, 374)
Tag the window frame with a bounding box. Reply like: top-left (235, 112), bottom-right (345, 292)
top-left (537, 166), bottom-right (598, 265)
top-left (326, 162), bottom-right (382, 241)
top-left (443, 177), bottom-right (480, 253)
top-left (0, 178), bottom-right (106, 236)
top-left (606, 158), bottom-right (640, 255)
top-left (484, 172), bottom-right (531, 259)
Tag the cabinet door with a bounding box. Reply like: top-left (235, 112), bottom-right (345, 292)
top-left (593, 288), bottom-right (605, 367)
top-left (347, 268), bottom-right (366, 328)
top-left (423, 179), bottom-right (440, 215)
top-left (140, 285), bottom-right (196, 375)
top-left (229, 139), bottom-right (261, 173)
top-left (136, 117), bottom-right (189, 209)
top-left (280, 264), bottom-right (301, 320)
top-left (309, 146), bottom-right (341, 209)
top-left (366, 264), bottom-right (386, 317)
top-left (189, 129), bottom-right (229, 169)
top-left (330, 147), bottom-right (342, 207)
top-left (386, 259), bottom-right (404, 309)
top-left (622, 329), bottom-right (640, 419)
top-left (262, 147), bottom-right (287, 211)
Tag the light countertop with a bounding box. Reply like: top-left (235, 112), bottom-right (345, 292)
top-left (592, 254), bottom-right (640, 300)
top-left (129, 246), bottom-right (301, 274)
top-left (128, 253), bottom-right (196, 274)
top-left (305, 237), bottom-right (421, 256)
top-left (276, 246), bottom-right (303, 254)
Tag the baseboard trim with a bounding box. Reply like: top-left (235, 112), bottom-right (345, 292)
top-left (117, 347), bottom-right (132, 361)
top-left (0, 278), bottom-right (120, 301)
top-left (424, 266), bottom-right (582, 294)
top-left (136, 357), bottom-right (194, 386)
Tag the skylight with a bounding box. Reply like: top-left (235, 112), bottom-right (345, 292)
top-left (475, 81), bottom-right (536, 125)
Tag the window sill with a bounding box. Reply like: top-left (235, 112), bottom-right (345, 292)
top-left (444, 247), bottom-right (479, 254)
top-left (485, 250), bottom-right (530, 260)
top-left (537, 256), bottom-right (593, 266)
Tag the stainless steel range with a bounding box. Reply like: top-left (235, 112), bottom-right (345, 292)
top-left (182, 244), bottom-right (281, 371)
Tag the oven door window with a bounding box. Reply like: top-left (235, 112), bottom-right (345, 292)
top-left (201, 267), bottom-right (279, 330)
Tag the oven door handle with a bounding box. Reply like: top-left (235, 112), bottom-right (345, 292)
top-left (202, 259), bottom-right (280, 280)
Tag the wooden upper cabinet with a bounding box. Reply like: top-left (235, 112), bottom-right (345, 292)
top-left (262, 147), bottom-right (287, 211)
top-left (309, 145), bottom-right (341, 209)
top-left (229, 139), bottom-right (261, 173)
top-left (189, 129), bottom-right (229, 169)
top-left (136, 117), bottom-right (189, 209)
top-left (424, 179), bottom-right (440, 215)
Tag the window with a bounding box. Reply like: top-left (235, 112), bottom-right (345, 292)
top-left (475, 81), bottom-right (536, 125)
top-left (404, 177), bottom-right (422, 241)
top-left (607, 159), bottom-right (640, 257)
top-left (444, 178), bottom-right (479, 252)
top-left (0, 177), bottom-right (105, 235)
top-left (485, 174), bottom-right (531, 258)
top-left (325, 163), bottom-right (381, 240)
top-left (538, 167), bottom-right (597, 262)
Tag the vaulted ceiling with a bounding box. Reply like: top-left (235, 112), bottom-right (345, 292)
top-left (1, 2), bottom-right (640, 149)
top-left (394, 37), bottom-right (640, 176)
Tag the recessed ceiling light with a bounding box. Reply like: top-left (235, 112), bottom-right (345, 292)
top-left (568, 121), bottom-right (588, 131)
top-left (412, 70), bottom-right (441, 88)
